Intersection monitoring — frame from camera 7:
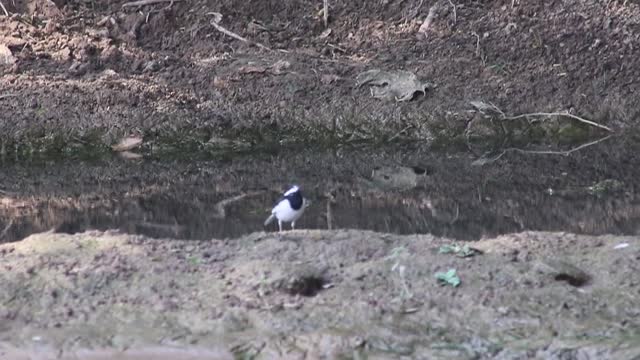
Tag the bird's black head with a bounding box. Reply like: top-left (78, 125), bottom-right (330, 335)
top-left (284, 185), bottom-right (303, 210)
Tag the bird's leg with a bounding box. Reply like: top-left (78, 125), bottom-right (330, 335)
top-left (291, 221), bottom-right (296, 230)
top-left (278, 220), bottom-right (283, 232)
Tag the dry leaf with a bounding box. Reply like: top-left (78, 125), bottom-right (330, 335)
top-left (270, 60), bottom-right (290, 74)
top-left (112, 136), bottom-right (143, 152)
top-left (319, 28), bottom-right (332, 39)
top-left (356, 69), bottom-right (435, 102)
top-left (118, 151), bottom-right (143, 160)
top-left (320, 74), bottom-right (341, 85)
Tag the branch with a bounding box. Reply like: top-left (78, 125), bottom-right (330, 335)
top-left (323, 0), bottom-right (329, 28)
top-left (506, 111), bottom-right (612, 132)
top-left (209, 14), bottom-right (272, 51)
top-left (472, 135), bottom-right (612, 166)
top-left (122, 0), bottom-right (182, 8)
top-left (0, 1), bottom-right (9, 17)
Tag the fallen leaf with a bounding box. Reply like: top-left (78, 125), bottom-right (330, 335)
top-left (356, 69), bottom-right (435, 102)
top-left (435, 268), bottom-right (461, 287)
top-left (112, 136), bottom-right (143, 152)
top-left (270, 60), bottom-right (290, 74)
top-left (319, 28), bottom-right (332, 39)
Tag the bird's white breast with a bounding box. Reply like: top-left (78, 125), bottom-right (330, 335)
top-left (273, 198), bottom-right (306, 222)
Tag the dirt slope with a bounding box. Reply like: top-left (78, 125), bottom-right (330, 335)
top-left (1, 0), bottom-right (639, 148)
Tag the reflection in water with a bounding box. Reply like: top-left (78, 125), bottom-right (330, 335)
top-left (1, 137), bottom-right (639, 243)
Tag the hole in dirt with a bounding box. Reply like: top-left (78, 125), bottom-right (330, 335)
top-left (554, 274), bottom-right (590, 287)
top-left (285, 276), bottom-right (327, 297)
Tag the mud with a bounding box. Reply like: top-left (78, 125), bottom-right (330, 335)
top-left (1, 136), bottom-right (640, 244)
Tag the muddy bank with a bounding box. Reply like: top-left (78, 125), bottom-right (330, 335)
top-left (2, 0), bottom-right (640, 151)
top-left (1, 229), bottom-right (639, 359)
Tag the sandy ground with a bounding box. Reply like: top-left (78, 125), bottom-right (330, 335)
top-left (1, 229), bottom-right (639, 359)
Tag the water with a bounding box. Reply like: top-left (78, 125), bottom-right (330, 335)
top-left (1, 136), bottom-right (639, 243)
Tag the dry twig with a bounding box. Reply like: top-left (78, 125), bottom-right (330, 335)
top-left (0, 2), bottom-right (9, 17)
top-left (208, 13), bottom-right (272, 51)
top-left (418, 3), bottom-right (438, 37)
top-left (122, 0), bottom-right (182, 8)
top-left (212, 191), bottom-right (263, 219)
top-left (323, 0), bottom-right (329, 28)
top-left (472, 135), bottom-right (612, 165)
top-left (506, 111), bottom-right (613, 132)
top-left (448, 0), bottom-right (457, 24)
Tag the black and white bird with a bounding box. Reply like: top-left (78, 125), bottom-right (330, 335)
top-left (264, 185), bottom-right (307, 232)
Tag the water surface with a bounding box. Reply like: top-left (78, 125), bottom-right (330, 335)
top-left (1, 136), bottom-right (639, 242)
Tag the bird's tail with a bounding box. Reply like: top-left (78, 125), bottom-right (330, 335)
top-left (264, 214), bottom-right (276, 226)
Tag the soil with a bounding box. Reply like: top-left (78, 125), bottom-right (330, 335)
top-left (1, 0), bottom-right (640, 148)
top-left (1, 230), bottom-right (639, 359)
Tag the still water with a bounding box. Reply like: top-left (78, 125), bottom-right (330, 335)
top-left (0, 136), bottom-right (638, 243)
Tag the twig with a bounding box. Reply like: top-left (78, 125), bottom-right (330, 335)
top-left (209, 15), bottom-right (272, 51)
top-left (0, 1), bottom-right (9, 17)
top-left (323, 0), bottom-right (329, 28)
top-left (507, 111), bottom-right (612, 132)
top-left (212, 191), bottom-right (262, 219)
top-left (473, 135), bottom-right (612, 165)
top-left (388, 124), bottom-right (413, 142)
top-left (471, 31), bottom-right (481, 57)
top-left (448, 0), bottom-right (457, 24)
top-left (326, 195), bottom-right (333, 230)
top-left (418, 3), bottom-right (438, 37)
top-left (1, 218), bottom-right (14, 240)
top-left (0, 94), bottom-right (19, 100)
top-left (122, 0), bottom-right (182, 8)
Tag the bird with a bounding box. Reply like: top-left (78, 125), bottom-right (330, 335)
top-left (264, 185), bottom-right (307, 232)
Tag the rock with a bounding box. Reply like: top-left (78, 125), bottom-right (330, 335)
top-left (0, 45), bottom-right (16, 66)
top-left (0, 36), bottom-right (27, 49)
top-left (53, 47), bottom-right (72, 61)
